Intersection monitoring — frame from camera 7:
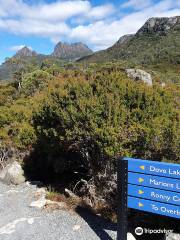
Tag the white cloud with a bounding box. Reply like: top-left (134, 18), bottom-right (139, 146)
top-left (10, 45), bottom-right (25, 51)
top-left (70, 0), bottom-right (180, 50)
top-left (86, 4), bottom-right (115, 20)
top-left (24, 1), bottom-right (91, 21)
top-left (0, 0), bottom-right (180, 51)
top-left (70, 21), bottom-right (123, 50)
top-left (9, 45), bottom-right (32, 51)
top-left (0, 0), bottom-right (26, 17)
top-left (0, 18), bottom-right (70, 37)
top-left (0, 0), bottom-right (112, 21)
top-left (0, 0), bottom-right (114, 46)
top-left (121, 0), bottom-right (153, 10)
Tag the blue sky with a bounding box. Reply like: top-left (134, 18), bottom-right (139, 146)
top-left (0, 0), bottom-right (180, 63)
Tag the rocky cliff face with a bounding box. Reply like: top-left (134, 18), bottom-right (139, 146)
top-left (137, 16), bottom-right (180, 35)
top-left (52, 42), bottom-right (93, 60)
top-left (14, 47), bottom-right (38, 58)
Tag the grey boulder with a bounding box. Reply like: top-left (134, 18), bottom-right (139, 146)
top-left (125, 68), bottom-right (153, 86)
top-left (166, 233), bottom-right (180, 240)
top-left (127, 233), bottom-right (136, 240)
top-left (0, 161), bottom-right (25, 185)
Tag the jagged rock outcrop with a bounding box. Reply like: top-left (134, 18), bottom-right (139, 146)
top-left (52, 42), bottom-right (93, 60)
top-left (14, 46), bottom-right (38, 58)
top-left (137, 16), bottom-right (180, 35)
top-left (0, 161), bottom-right (25, 185)
top-left (125, 69), bottom-right (153, 86)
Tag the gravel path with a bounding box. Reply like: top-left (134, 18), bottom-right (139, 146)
top-left (0, 181), bottom-right (119, 240)
top-left (1, 181), bottom-right (177, 240)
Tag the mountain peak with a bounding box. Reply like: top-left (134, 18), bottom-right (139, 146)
top-left (52, 42), bottom-right (93, 60)
top-left (137, 16), bottom-right (180, 35)
top-left (14, 46), bottom-right (38, 58)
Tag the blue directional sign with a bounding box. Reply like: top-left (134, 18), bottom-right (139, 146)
top-left (117, 158), bottom-right (180, 239)
top-left (128, 172), bottom-right (180, 192)
top-left (128, 196), bottom-right (180, 219)
top-left (124, 157), bottom-right (180, 179)
top-left (128, 184), bottom-right (180, 206)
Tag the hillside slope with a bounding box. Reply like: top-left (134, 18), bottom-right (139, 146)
top-left (80, 16), bottom-right (180, 65)
top-left (0, 55), bottom-right (66, 81)
top-left (0, 43), bottom-right (93, 81)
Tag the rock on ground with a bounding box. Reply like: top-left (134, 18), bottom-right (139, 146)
top-left (128, 233), bottom-right (136, 240)
top-left (166, 233), bottom-right (180, 240)
top-left (0, 161), bottom-right (25, 185)
top-left (125, 68), bottom-right (153, 86)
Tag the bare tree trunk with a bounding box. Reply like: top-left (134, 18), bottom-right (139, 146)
top-left (0, 147), bottom-right (8, 169)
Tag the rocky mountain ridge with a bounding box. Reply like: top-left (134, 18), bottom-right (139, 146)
top-left (12, 42), bottom-right (93, 60)
top-left (0, 42), bottom-right (93, 80)
top-left (14, 46), bottom-right (38, 58)
top-left (52, 42), bottom-right (93, 60)
top-left (137, 16), bottom-right (180, 35)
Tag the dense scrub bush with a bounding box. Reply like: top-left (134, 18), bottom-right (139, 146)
top-left (0, 64), bottom-right (179, 215)
top-left (0, 107), bottom-right (12, 127)
top-left (0, 84), bottom-right (17, 106)
top-left (0, 92), bottom-right (36, 149)
top-left (21, 70), bottom-right (51, 95)
top-left (30, 71), bottom-right (179, 180)
top-left (20, 70), bottom-right (177, 213)
top-left (14, 122), bottom-right (36, 149)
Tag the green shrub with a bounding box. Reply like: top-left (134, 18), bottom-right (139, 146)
top-left (21, 70), bottom-right (51, 95)
top-left (15, 122), bottom-right (36, 148)
top-left (0, 107), bottom-right (12, 127)
top-left (31, 71), bottom-right (179, 177)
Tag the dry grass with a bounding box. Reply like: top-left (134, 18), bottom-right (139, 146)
top-left (47, 189), bottom-right (117, 222)
top-left (47, 190), bottom-right (82, 211)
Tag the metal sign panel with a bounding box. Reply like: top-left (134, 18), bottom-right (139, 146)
top-left (128, 172), bottom-right (180, 192)
top-left (128, 184), bottom-right (180, 206)
top-left (128, 196), bottom-right (180, 219)
top-left (117, 157), bottom-right (180, 240)
top-left (124, 157), bottom-right (180, 179)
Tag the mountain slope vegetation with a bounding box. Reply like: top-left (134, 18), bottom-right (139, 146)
top-left (0, 42), bottom-right (93, 81)
top-left (80, 16), bottom-right (180, 65)
top-left (79, 17), bottom-right (180, 84)
top-left (0, 55), bottom-right (66, 81)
